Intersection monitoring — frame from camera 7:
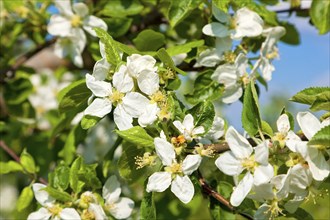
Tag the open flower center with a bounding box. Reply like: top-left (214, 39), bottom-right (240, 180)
top-left (109, 89), bottom-right (124, 104)
top-left (81, 209), bottom-right (96, 220)
top-left (285, 152), bottom-right (306, 167)
top-left (135, 152), bottom-right (156, 169)
top-left (48, 204), bottom-right (62, 216)
top-left (229, 18), bottom-right (237, 30)
top-left (165, 162), bottom-right (183, 176)
top-left (241, 155), bottom-right (256, 172)
top-left (71, 15), bottom-right (82, 27)
top-left (150, 91), bottom-right (165, 104)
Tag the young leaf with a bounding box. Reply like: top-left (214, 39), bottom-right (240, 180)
top-left (58, 79), bottom-right (91, 114)
top-left (81, 115), bottom-right (101, 130)
top-left (100, 0), bottom-right (144, 18)
top-left (0, 161), bottom-right (23, 174)
top-left (94, 27), bottom-right (121, 66)
top-left (116, 126), bottom-right (154, 147)
top-left (140, 180), bottom-right (157, 220)
top-left (261, 120), bottom-right (273, 137)
top-left (242, 81), bottom-right (262, 137)
top-left (167, 0), bottom-right (203, 27)
top-left (43, 187), bottom-right (73, 202)
top-left (53, 163), bottom-right (70, 191)
top-left (188, 101), bottom-right (215, 134)
top-left (166, 40), bottom-right (204, 56)
top-left (308, 125), bottom-right (330, 147)
top-left (290, 87), bottom-right (330, 105)
top-left (78, 163), bottom-right (102, 190)
top-left (310, 91), bottom-right (330, 111)
top-left (133, 30), bottom-right (165, 51)
top-left (20, 150), bottom-right (37, 174)
top-left (157, 48), bottom-right (176, 72)
top-left (16, 186), bottom-right (33, 212)
top-left (70, 157), bottom-right (85, 194)
top-left (285, 207), bottom-right (314, 220)
top-left (310, 0), bottom-right (330, 35)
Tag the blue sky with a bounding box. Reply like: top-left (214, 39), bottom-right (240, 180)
top-left (223, 7), bottom-right (330, 129)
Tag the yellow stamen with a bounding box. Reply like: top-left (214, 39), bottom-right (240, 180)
top-left (150, 91), bottom-right (165, 104)
top-left (241, 155), bottom-right (257, 172)
top-left (109, 89), bottom-right (124, 104)
top-left (48, 205), bottom-right (62, 216)
top-left (71, 15), bottom-right (82, 27)
top-left (81, 209), bottom-right (96, 220)
top-left (135, 152), bottom-right (156, 169)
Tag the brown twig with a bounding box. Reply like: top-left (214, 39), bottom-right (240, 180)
top-left (0, 140), bottom-right (48, 185)
top-left (197, 170), bottom-right (253, 220)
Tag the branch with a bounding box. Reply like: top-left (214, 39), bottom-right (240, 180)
top-left (0, 38), bottom-right (57, 83)
top-left (0, 140), bottom-right (48, 185)
top-left (197, 171), bottom-right (253, 220)
top-left (273, 7), bottom-right (309, 14)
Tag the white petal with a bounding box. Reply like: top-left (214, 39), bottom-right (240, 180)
top-left (211, 64), bottom-right (237, 86)
top-left (146, 172), bottom-right (172, 192)
top-left (182, 114), bottom-right (195, 132)
top-left (60, 208), bottom-right (81, 220)
top-left (113, 65), bottom-right (134, 93)
top-left (171, 175), bottom-right (195, 204)
top-left (289, 164), bottom-right (313, 191)
top-left (27, 207), bottom-right (52, 220)
top-left (192, 126), bottom-right (205, 136)
top-left (122, 92), bottom-right (150, 117)
top-left (127, 54), bottom-right (157, 77)
top-left (99, 41), bottom-right (106, 58)
top-left (225, 126), bottom-right (253, 159)
top-left (202, 22), bottom-right (230, 38)
top-left (194, 48), bottom-right (221, 67)
top-left (182, 154), bottom-right (202, 175)
top-left (92, 58), bottom-right (110, 81)
top-left (54, 0), bottom-right (73, 17)
top-left (86, 74), bottom-right (112, 97)
top-left (259, 58), bottom-right (275, 82)
top-left (230, 172), bottom-right (254, 206)
top-left (173, 121), bottom-right (185, 134)
top-left (284, 196), bottom-right (305, 214)
top-left (137, 70), bottom-right (159, 95)
top-left (253, 164), bottom-right (274, 185)
top-left (138, 103), bottom-right (159, 127)
top-left (277, 114), bottom-right (290, 134)
top-left (83, 16), bottom-right (108, 37)
top-left (254, 204), bottom-right (271, 220)
top-left (205, 116), bottom-right (225, 141)
top-left (47, 15), bottom-right (72, 37)
top-left (306, 147), bottom-right (330, 181)
top-left (71, 28), bottom-right (87, 52)
top-left (72, 2), bottom-right (88, 17)
top-left (235, 53), bottom-right (248, 76)
top-left (54, 39), bottom-right (68, 58)
top-left (103, 175), bottom-right (121, 204)
top-left (154, 137), bottom-right (175, 166)
top-left (232, 8), bottom-right (263, 39)
top-left (285, 131), bottom-right (302, 152)
top-left (212, 4), bottom-right (230, 23)
top-left (248, 183), bottom-right (274, 202)
top-left (88, 203), bottom-right (107, 220)
top-left (297, 112), bottom-right (321, 140)
top-left (32, 183), bottom-right (55, 207)
top-left (254, 141), bottom-right (269, 165)
top-left (113, 105), bottom-right (133, 130)
top-left (108, 197), bottom-right (134, 219)
top-left (84, 98), bottom-right (112, 118)
top-left (71, 46), bottom-right (84, 68)
top-left (215, 37), bottom-right (232, 55)
top-left (215, 151), bottom-right (243, 176)
top-left (222, 84), bottom-right (243, 104)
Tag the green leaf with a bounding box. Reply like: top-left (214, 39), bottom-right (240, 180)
top-left (105, 17), bottom-right (132, 38)
top-left (261, 120), bottom-right (273, 137)
top-left (242, 81), bottom-right (262, 137)
top-left (167, 92), bottom-right (186, 120)
top-left (4, 75), bottom-right (33, 105)
top-left (188, 101), bottom-right (215, 134)
top-left (20, 150), bottom-right (37, 174)
top-left (3, 0), bottom-right (24, 11)
top-left (53, 163), bottom-right (70, 191)
top-left (16, 186), bottom-right (33, 212)
top-left (310, 91), bottom-right (330, 111)
top-left (70, 157), bottom-right (85, 194)
top-left (280, 22), bottom-right (300, 45)
top-left (116, 126), bottom-right (154, 147)
top-left (78, 163), bottom-right (102, 190)
top-left (185, 70), bottom-right (223, 105)
top-left (133, 29), bottom-right (165, 51)
top-left (310, 0), bottom-right (330, 35)
top-left (140, 180), bottom-right (156, 220)
top-left (0, 161), bottom-right (23, 174)
top-left (94, 27), bottom-right (121, 66)
top-left (81, 115), bottom-right (101, 130)
top-left (308, 125), bottom-right (330, 147)
top-left (217, 181), bottom-right (236, 219)
top-left (290, 87), bottom-right (330, 105)
top-left (157, 48), bottom-right (176, 71)
top-left (100, 0), bottom-right (144, 18)
top-left (58, 79), bottom-right (91, 114)
top-left (166, 40), bottom-right (204, 56)
top-left (285, 207), bottom-right (314, 220)
top-left (213, 0), bottom-right (231, 12)
top-left (166, 77), bottom-right (181, 90)
top-left (59, 125), bottom-right (87, 164)
top-left (167, 0), bottom-right (203, 27)
top-left (43, 187), bottom-right (73, 202)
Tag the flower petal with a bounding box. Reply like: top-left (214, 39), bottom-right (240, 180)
top-left (86, 74), bottom-right (112, 97)
top-left (225, 126), bottom-right (253, 159)
top-left (54, 0), bottom-right (73, 16)
top-left (47, 15), bottom-right (72, 37)
top-left (211, 64), bottom-right (237, 86)
top-left (27, 207), bottom-right (51, 220)
top-left (154, 137), bottom-right (175, 166)
top-left (113, 65), bottom-right (134, 93)
top-left (88, 203), bottom-right (107, 220)
top-left (83, 16), bottom-right (108, 37)
top-left (72, 2), bottom-right (89, 17)
top-left (103, 175), bottom-right (121, 204)
top-left (32, 183), bottom-right (55, 207)
top-left (232, 8), bottom-right (263, 39)
top-left (60, 208), bottom-right (81, 220)
top-left (137, 70), bottom-right (159, 95)
top-left (253, 164), bottom-right (274, 185)
top-left (297, 112), bottom-right (321, 140)
top-left (182, 114), bottom-right (195, 132)
top-left (222, 84), bottom-right (243, 104)
top-left (146, 172), bottom-right (172, 192)
top-left (113, 104), bottom-right (133, 130)
top-left (122, 92), bottom-right (150, 117)
top-left (127, 54), bottom-right (157, 77)
top-left (84, 98), bottom-right (112, 118)
top-left (254, 141), bottom-right (269, 166)
top-left (277, 114), bottom-right (290, 134)
top-left (92, 58), bottom-right (110, 81)
top-left (230, 172), bottom-right (254, 206)
top-left (215, 151), bottom-right (243, 176)
top-left (194, 48), bottom-right (221, 67)
top-left (182, 154), bottom-right (202, 175)
top-left (202, 22), bottom-right (230, 38)
top-left (254, 203), bottom-right (271, 220)
top-left (108, 197), bottom-right (134, 219)
top-left (138, 103), bottom-right (159, 127)
top-left (171, 175), bottom-right (195, 204)
top-left (306, 147), bottom-right (330, 181)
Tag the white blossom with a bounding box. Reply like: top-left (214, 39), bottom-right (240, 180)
top-left (173, 114), bottom-right (205, 142)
